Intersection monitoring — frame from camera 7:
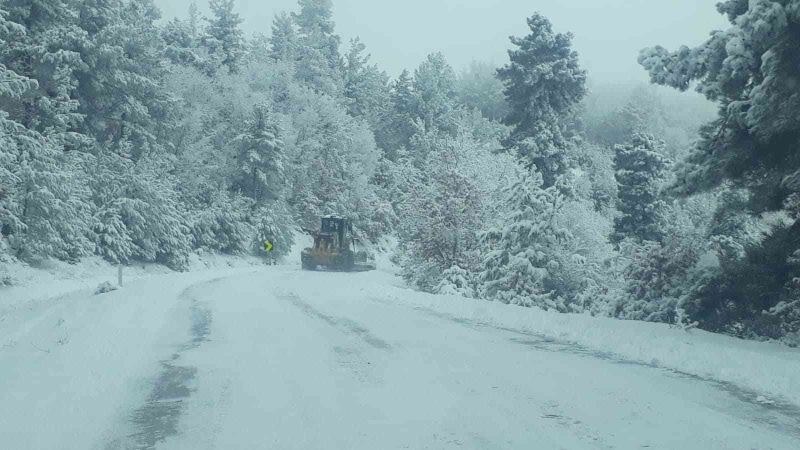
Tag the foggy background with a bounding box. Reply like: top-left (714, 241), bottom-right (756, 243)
top-left (155, 0), bottom-right (728, 83)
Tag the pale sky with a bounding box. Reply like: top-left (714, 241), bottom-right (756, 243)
top-left (155, 0), bottom-right (728, 83)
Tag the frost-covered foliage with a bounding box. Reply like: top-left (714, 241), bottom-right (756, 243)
top-left (269, 12), bottom-right (297, 62)
top-left (0, 114), bottom-right (93, 263)
top-left (0, 0), bottom-right (382, 269)
top-left (435, 265), bottom-right (477, 298)
top-left (481, 169), bottom-right (564, 310)
top-left (91, 151), bottom-right (191, 269)
top-left (498, 13), bottom-right (587, 188)
top-left (343, 38), bottom-right (390, 128)
top-left (204, 0), bottom-right (245, 73)
top-left (393, 109), bottom-right (515, 292)
top-left (639, 0), bottom-right (800, 341)
top-left (286, 92), bottom-right (383, 233)
top-left (292, 0), bottom-right (342, 96)
top-left (613, 134), bottom-right (670, 243)
top-left (0, 7), bottom-right (92, 263)
top-left (234, 104), bottom-right (285, 202)
top-left (615, 198), bottom-right (711, 323)
top-left (456, 61), bottom-right (509, 122)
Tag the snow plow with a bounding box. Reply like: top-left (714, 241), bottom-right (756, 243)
top-left (301, 216), bottom-right (376, 272)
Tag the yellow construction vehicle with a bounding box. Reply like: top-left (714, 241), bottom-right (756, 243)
top-left (301, 216), bottom-right (376, 271)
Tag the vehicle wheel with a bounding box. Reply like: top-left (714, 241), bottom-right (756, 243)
top-left (342, 254), bottom-right (355, 272)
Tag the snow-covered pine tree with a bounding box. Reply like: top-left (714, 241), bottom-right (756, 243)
top-left (480, 167), bottom-right (570, 310)
top-left (91, 149), bottom-right (191, 269)
top-left (269, 11), bottom-right (298, 62)
top-left (342, 38), bottom-right (390, 125)
top-left (204, 0), bottom-right (245, 73)
top-left (0, 9), bottom-right (33, 260)
top-left (162, 10), bottom-right (205, 68)
top-left (252, 199), bottom-right (295, 261)
top-left (72, 0), bottom-right (175, 159)
top-left (1, 0), bottom-right (85, 143)
top-left (396, 129), bottom-right (485, 291)
top-left (287, 93), bottom-right (380, 231)
top-left (455, 61), bottom-right (509, 122)
top-left (412, 52), bottom-right (458, 135)
top-left (381, 69), bottom-right (417, 157)
top-left (292, 0), bottom-right (342, 96)
top-left (435, 265), bottom-right (477, 298)
top-left (613, 133), bottom-right (669, 244)
top-left (638, 0), bottom-right (800, 339)
top-left (592, 87), bottom-right (667, 148)
top-left (234, 104), bottom-right (285, 203)
top-left (497, 13), bottom-right (587, 188)
top-left (0, 6), bottom-right (93, 262)
top-left (615, 199), bottom-right (709, 323)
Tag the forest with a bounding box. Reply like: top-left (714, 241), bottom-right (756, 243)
top-left (1, 0), bottom-right (798, 345)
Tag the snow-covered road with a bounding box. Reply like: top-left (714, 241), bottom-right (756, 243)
top-left (3, 266), bottom-right (800, 449)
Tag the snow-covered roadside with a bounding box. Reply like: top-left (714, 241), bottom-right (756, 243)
top-left (0, 253), bottom-right (266, 449)
top-left (0, 253), bottom-right (265, 311)
top-left (349, 270), bottom-right (800, 407)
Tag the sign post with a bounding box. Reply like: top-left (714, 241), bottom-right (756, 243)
top-left (263, 240), bottom-right (274, 265)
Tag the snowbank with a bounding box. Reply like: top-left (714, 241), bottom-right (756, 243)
top-left (360, 271), bottom-right (800, 407)
top-left (0, 253), bottom-right (263, 311)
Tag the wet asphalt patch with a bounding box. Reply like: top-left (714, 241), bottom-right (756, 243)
top-left (104, 295), bottom-right (212, 450)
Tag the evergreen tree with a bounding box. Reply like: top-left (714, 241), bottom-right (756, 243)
top-left (246, 33), bottom-right (271, 64)
top-left (456, 61), bottom-right (509, 122)
top-left (162, 10), bottom-right (203, 68)
top-left (481, 168), bottom-right (570, 310)
top-left (435, 265), bottom-right (476, 298)
top-left (91, 149), bottom-right (191, 269)
top-left (397, 129), bottom-right (485, 291)
top-left (234, 104), bottom-right (284, 203)
top-left (497, 13), bottom-right (587, 187)
top-left (1, 0), bottom-right (86, 142)
top-left (0, 6), bottom-right (93, 262)
top-left (293, 0), bottom-right (334, 33)
top-left (269, 11), bottom-right (297, 62)
top-left (204, 0), bottom-right (245, 73)
top-left (616, 199), bottom-right (709, 323)
top-left (287, 93), bottom-right (380, 232)
top-left (292, 0), bottom-right (342, 95)
top-left (342, 37), bottom-right (390, 141)
top-left (593, 87), bottom-right (666, 148)
top-left (382, 69), bottom-right (417, 156)
top-left (412, 52), bottom-right (457, 134)
top-left (613, 134), bottom-right (669, 244)
top-left (188, 1), bottom-right (200, 39)
top-left (639, 0), bottom-right (800, 340)
top-left (74, 0), bottom-right (173, 157)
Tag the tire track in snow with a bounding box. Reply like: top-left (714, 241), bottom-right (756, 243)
top-left (280, 293), bottom-right (390, 384)
top-left (379, 298), bottom-right (800, 441)
top-left (280, 293), bottom-right (391, 351)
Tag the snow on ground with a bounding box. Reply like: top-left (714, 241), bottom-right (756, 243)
top-left (141, 269), bottom-right (800, 449)
top-left (0, 253), bottom-right (263, 311)
top-left (364, 270), bottom-right (800, 407)
top-left (1, 250), bottom-right (800, 448)
top-left (0, 253), bottom-right (264, 449)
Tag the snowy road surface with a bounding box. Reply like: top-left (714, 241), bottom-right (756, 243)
top-left (3, 267), bottom-right (800, 449)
